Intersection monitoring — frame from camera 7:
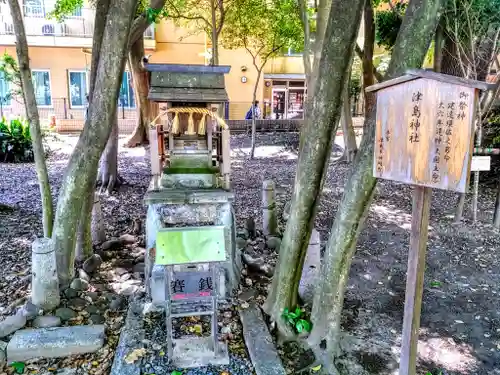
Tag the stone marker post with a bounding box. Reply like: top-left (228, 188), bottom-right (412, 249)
top-left (31, 238), bottom-right (60, 311)
top-left (262, 180), bottom-right (278, 236)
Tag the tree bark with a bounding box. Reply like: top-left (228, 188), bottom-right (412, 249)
top-left (8, 0), bottom-right (53, 238)
top-left (494, 176), bottom-right (500, 228)
top-left (341, 90), bottom-right (357, 162)
top-left (263, 0), bottom-right (365, 341)
top-left (52, 0), bottom-right (137, 286)
top-left (249, 67), bottom-right (262, 160)
top-left (125, 37), bottom-right (151, 148)
top-left (98, 112), bottom-right (120, 194)
top-left (361, 0), bottom-right (377, 120)
top-left (298, 0), bottom-right (312, 81)
top-left (308, 0), bottom-right (444, 370)
top-left (75, 188), bottom-right (93, 262)
top-left (210, 0), bottom-right (219, 66)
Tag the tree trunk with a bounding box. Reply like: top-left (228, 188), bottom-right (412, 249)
top-left (250, 67), bottom-right (262, 159)
top-left (210, 0), bottom-right (219, 66)
top-left (75, 189), bottom-right (93, 262)
top-left (125, 37), bottom-right (151, 148)
top-left (8, 0), bottom-right (53, 238)
top-left (263, 0), bottom-right (365, 340)
top-left (98, 112), bottom-right (120, 194)
top-left (341, 90), bottom-right (357, 162)
top-left (362, 0), bottom-right (377, 119)
top-left (470, 26), bottom-right (499, 222)
top-left (493, 176), bottom-right (500, 228)
top-left (307, 0), bottom-right (444, 370)
top-left (52, 0), bottom-right (137, 286)
top-left (298, 0), bottom-right (312, 81)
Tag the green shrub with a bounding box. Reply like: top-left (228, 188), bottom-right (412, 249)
top-left (0, 117), bottom-right (34, 163)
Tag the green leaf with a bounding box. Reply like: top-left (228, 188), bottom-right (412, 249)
top-left (295, 307), bottom-right (302, 317)
top-left (300, 319), bottom-right (311, 332)
top-left (430, 280), bottom-right (441, 288)
top-left (10, 362), bottom-right (25, 374)
top-left (171, 371), bottom-right (182, 375)
top-left (295, 320), bottom-right (303, 333)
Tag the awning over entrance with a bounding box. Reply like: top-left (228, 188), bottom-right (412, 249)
top-left (264, 73), bottom-right (306, 80)
top-left (145, 63), bottom-right (231, 103)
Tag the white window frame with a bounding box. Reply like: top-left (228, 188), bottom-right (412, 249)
top-left (67, 70), bottom-right (89, 108)
top-left (32, 69), bottom-right (52, 108)
top-left (0, 71), bottom-right (12, 107)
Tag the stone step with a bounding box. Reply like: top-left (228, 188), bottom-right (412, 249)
top-left (7, 325), bottom-right (105, 362)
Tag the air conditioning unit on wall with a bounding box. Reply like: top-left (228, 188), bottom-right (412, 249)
top-left (41, 24), bottom-right (55, 35)
top-left (3, 22), bottom-right (14, 35)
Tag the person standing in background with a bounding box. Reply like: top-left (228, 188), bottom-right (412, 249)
top-left (245, 100), bottom-right (261, 119)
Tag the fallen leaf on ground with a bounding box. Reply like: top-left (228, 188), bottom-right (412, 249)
top-left (124, 348), bottom-right (147, 364)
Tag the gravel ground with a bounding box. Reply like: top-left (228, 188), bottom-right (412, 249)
top-left (1, 132), bottom-right (500, 375)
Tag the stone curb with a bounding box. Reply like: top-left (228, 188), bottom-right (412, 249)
top-left (109, 302), bottom-right (145, 375)
top-left (240, 302), bottom-right (286, 375)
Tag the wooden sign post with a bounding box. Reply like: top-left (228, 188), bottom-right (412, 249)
top-left (366, 69), bottom-right (490, 375)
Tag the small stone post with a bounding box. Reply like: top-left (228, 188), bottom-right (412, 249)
top-left (31, 238), bottom-right (60, 311)
top-left (91, 193), bottom-right (106, 244)
top-left (262, 180), bottom-right (278, 236)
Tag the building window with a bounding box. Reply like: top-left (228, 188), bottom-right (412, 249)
top-left (32, 70), bottom-right (52, 106)
top-left (68, 71), bottom-right (88, 107)
top-left (0, 72), bottom-right (11, 106)
top-left (70, 6), bottom-right (82, 17)
top-left (23, 0), bottom-right (44, 17)
top-left (118, 71), bottom-right (135, 108)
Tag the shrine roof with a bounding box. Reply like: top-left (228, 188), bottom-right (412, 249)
top-left (366, 69), bottom-right (493, 93)
top-left (145, 63), bottom-right (231, 75)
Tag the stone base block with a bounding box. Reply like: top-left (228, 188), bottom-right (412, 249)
top-left (172, 337), bottom-right (229, 368)
top-left (7, 325), bottom-right (105, 362)
top-left (161, 173), bottom-right (216, 189)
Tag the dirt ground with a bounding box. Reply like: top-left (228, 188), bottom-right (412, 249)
top-left (1, 132), bottom-right (500, 375)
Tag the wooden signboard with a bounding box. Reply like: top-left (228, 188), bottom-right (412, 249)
top-left (373, 76), bottom-right (478, 193)
top-left (367, 69), bottom-right (490, 375)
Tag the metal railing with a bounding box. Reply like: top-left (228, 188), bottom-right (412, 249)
top-left (1, 99), bottom-right (364, 134)
top-left (0, 6), bottom-right (154, 39)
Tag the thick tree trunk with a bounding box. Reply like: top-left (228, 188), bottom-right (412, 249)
top-left (75, 189), bottom-right (93, 262)
top-left (341, 91), bottom-right (357, 162)
top-left (8, 0), bottom-right (53, 238)
top-left (52, 0), bottom-right (137, 286)
top-left (125, 37), bottom-right (151, 148)
top-left (98, 112), bottom-right (120, 194)
top-left (263, 0), bottom-right (364, 340)
top-left (308, 0), bottom-right (444, 370)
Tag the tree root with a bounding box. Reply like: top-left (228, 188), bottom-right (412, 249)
top-left (124, 130), bottom-right (147, 148)
top-left (97, 173), bottom-right (123, 194)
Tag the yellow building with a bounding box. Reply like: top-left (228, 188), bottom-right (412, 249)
top-left (0, 1), bottom-right (367, 131)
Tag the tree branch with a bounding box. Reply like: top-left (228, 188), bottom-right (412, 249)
top-left (128, 0), bottom-right (167, 49)
top-left (355, 44), bottom-right (383, 82)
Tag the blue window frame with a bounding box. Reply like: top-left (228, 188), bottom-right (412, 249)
top-left (118, 71), bottom-right (135, 108)
top-left (0, 72), bottom-right (11, 106)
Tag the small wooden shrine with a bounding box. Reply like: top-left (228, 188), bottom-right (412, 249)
top-left (143, 64), bottom-right (238, 368)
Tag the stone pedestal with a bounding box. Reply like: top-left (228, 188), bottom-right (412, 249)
top-left (145, 188), bottom-right (239, 301)
top-left (31, 238), bottom-right (60, 311)
top-left (262, 180), bottom-right (278, 236)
